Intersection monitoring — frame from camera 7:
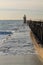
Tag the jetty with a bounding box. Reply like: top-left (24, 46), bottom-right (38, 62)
top-left (23, 15), bottom-right (43, 61)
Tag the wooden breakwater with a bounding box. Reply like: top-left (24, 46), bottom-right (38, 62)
top-left (26, 20), bottom-right (43, 45)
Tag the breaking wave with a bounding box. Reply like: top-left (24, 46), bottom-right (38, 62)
top-left (0, 20), bottom-right (36, 55)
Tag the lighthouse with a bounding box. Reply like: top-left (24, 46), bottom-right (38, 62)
top-left (23, 15), bottom-right (26, 23)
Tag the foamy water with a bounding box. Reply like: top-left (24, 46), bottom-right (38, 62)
top-left (0, 20), bottom-right (35, 55)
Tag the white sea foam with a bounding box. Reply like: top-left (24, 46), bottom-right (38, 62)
top-left (0, 20), bottom-right (36, 55)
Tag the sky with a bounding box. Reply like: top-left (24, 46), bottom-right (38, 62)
top-left (0, 0), bottom-right (43, 20)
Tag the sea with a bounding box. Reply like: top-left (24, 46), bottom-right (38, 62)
top-left (0, 20), bottom-right (43, 65)
top-left (0, 20), bottom-right (35, 55)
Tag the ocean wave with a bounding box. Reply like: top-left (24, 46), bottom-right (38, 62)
top-left (0, 20), bottom-right (36, 55)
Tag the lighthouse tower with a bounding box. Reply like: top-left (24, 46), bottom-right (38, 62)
top-left (23, 15), bottom-right (26, 23)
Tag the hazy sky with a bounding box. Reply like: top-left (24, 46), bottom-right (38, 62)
top-left (0, 0), bottom-right (43, 20)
